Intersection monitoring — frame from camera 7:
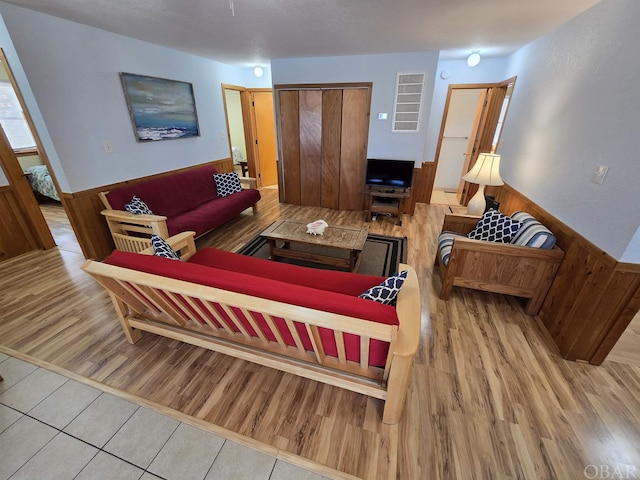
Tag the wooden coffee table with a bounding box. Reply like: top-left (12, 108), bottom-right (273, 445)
top-left (260, 219), bottom-right (369, 272)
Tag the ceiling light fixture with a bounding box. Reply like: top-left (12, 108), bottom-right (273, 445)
top-left (253, 66), bottom-right (264, 78)
top-left (229, 0), bottom-right (235, 16)
top-left (467, 52), bottom-right (481, 67)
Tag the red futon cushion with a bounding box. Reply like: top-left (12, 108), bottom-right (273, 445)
top-left (105, 251), bottom-right (399, 326)
top-left (189, 247), bottom-right (386, 297)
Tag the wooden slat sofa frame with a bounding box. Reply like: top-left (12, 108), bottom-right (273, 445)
top-left (82, 232), bottom-right (422, 424)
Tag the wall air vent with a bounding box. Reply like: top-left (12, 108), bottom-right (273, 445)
top-left (392, 72), bottom-right (425, 132)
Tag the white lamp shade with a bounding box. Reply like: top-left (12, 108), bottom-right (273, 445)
top-left (462, 153), bottom-right (504, 186)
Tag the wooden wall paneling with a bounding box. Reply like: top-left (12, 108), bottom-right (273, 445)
top-left (339, 88), bottom-right (370, 211)
top-left (591, 265), bottom-right (640, 364)
top-left (0, 186), bottom-right (39, 261)
top-left (0, 128), bottom-right (55, 254)
top-left (278, 91), bottom-right (301, 205)
top-left (321, 90), bottom-right (342, 210)
top-left (213, 158), bottom-right (234, 173)
top-left (298, 90), bottom-right (323, 207)
top-left (409, 162), bottom-right (437, 210)
top-left (62, 193), bottom-right (114, 260)
top-left (485, 183), bottom-right (640, 365)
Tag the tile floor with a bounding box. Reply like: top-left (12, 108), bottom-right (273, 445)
top-left (0, 352), bottom-right (329, 480)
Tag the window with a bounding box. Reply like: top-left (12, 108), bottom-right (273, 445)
top-left (0, 80), bottom-right (36, 150)
top-left (392, 73), bottom-right (425, 132)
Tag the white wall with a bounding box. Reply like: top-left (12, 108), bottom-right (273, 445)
top-left (271, 52), bottom-right (439, 165)
top-left (0, 2), bottom-right (270, 193)
top-left (498, 0), bottom-right (640, 261)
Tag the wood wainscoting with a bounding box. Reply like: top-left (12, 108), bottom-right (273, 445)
top-left (0, 184), bottom-right (41, 261)
top-left (62, 158), bottom-right (234, 261)
top-left (407, 161), bottom-right (437, 214)
top-left (486, 183), bottom-right (640, 365)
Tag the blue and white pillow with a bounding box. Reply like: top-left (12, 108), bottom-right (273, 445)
top-left (213, 172), bottom-right (242, 197)
top-left (124, 195), bottom-right (153, 215)
top-left (151, 234), bottom-right (180, 260)
top-left (359, 270), bottom-right (408, 305)
top-left (467, 209), bottom-right (521, 243)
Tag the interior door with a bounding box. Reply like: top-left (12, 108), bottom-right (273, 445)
top-left (457, 89), bottom-right (490, 203)
top-left (458, 78), bottom-right (515, 205)
top-left (433, 88), bottom-right (485, 192)
top-left (251, 91), bottom-right (277, 187)
top-left (431, 77), bottom-right (516, 206)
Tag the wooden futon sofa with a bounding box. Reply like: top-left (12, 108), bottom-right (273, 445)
top-left (99, 164), bottom-right (260, 253)
top-left (82, 232), bottom-right (422, 424)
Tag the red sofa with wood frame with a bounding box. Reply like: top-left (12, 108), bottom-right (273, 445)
top-left (99, 164), bottom-right (260, 253)
top-left (81, 232), bottom-right (422, 424)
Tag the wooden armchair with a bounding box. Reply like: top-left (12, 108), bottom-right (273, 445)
top-left (435, 213), bottom-right (564, 315)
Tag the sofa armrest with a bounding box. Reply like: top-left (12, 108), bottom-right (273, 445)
top-left (382, 264), bottom-right (421, 424)
top-left (140, 231), bottom-right (197, 260)
top-left (101, 209), bottom-right (169, 253)
top-left (239, 176), bottom-right (258, 189)
top-left (101, 209), bottom-right (169, 235)
top-left (441, 213), bottom-right (480, 235)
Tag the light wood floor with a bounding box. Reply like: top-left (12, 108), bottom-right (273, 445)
top-left (39, 201), bottom-right (83, 254)
top-left (2, 188), bottom-right (640, 479)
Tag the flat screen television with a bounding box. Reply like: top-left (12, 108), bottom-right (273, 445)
top-left (365, 158), bottom-right (414, 189)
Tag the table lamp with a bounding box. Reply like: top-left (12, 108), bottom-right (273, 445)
top-left (461, 153), bottom-right (504, 215)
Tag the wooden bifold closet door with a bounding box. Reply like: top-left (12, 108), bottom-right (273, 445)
top-left (276, 83), bottom-right (372, 211)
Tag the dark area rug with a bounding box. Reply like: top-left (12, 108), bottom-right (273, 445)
top-left (237, 233), bottom-right (407, 277)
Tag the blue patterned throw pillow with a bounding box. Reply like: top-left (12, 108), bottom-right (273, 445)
top-left (151, 234), bottom-right (180, 260)
top-left (124, 195), bottom-right (153, 215)
top-left (467, 209), bottom-right (522, 243)
top-left (359, 270), bottom-right (408, 305)
top-left (213, 172), bottom-right (242, 197)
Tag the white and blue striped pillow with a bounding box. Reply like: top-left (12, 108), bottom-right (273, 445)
top-left (509, 212), bottom-right (556, 249)
top-left (437, 231), bottom-right (467, 266)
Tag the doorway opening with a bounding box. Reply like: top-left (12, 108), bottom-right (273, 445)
top-left (0, 49), bottom-right (81, 257)
top-left (431, 77), bottom-right (516, 210)
top-left (222, 84), bottom-right (277, 189)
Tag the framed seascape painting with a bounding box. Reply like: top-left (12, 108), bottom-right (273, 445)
top-left (120, 72), bottom-right (200, 142)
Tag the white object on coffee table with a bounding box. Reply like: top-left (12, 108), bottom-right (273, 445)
top-left (306, 219), bottom-right (328, 235)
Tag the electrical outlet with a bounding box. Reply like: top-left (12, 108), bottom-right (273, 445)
top-left (219, 131), bottom-right (226, 140)
top-left (591, 165), bottom-right (608, 185)
top-left (103, 142), bottom-right (113, 154)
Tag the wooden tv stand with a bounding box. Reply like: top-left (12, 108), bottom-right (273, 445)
top-left (365, 185), bottom-right (411, 226)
